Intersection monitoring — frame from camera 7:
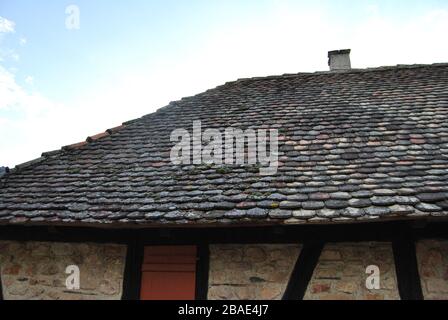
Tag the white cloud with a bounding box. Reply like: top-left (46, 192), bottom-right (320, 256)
top-left (24, 75), bottom-right (33, 85)
top-left (366, 4), bottom-right (379, 16)
top-left (0, 16), bottom-right (15, 33)
top-left (0, 66), bottom-right (67, 166)
top-left (0, 17), bottom-right (23, 63)
top-left (0, 46), bottom-right (20, 63)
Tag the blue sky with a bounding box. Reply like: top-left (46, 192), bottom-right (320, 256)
top-left (1, 0), bottom-right (448, 167)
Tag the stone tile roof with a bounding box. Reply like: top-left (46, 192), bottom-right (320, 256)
top-left (1, 63), bottom-right (448, 227)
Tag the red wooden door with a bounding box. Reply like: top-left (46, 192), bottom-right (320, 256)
top-left (140, 246), bottom-right (197, 300)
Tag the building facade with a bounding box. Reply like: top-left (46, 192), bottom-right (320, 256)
top-left (1, 59), bottom-right (448, 300)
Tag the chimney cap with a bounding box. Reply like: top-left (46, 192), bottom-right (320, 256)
top-left (328, 49), bottom-right (351, 71)
top-left (328, 49), bottom-right (351, 57)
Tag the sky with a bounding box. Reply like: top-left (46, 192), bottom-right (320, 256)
top-left (0, 0), bottom-right (448, 167)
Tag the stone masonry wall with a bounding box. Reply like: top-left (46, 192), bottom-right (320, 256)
top-left (208, 244), bottom-right (301, 300)
top-left (416, 239), bottom-right (448, 299)
top-left (0, 241), bottom-right (127, 300)
top-left (304, 242), bottom-right (399, 300)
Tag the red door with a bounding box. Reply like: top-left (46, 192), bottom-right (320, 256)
top-left (140, 246), bottom-right (197, 300)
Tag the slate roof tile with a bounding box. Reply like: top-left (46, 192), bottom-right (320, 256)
top-left (269, 209), bottom-right (292, 219)
top-left (279, 201), bottom-right (302, 209)
top-left (292, 209), bottom-right (315, 218)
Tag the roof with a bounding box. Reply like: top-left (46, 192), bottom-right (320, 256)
top-left (1, 63), bottom-right (448, 228)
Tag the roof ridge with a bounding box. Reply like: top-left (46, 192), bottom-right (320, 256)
top-left (140, 62), bottom-right (448, 118)
top-left (220, 62), bottom-right (448, 87)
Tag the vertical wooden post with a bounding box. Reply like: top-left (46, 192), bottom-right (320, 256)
top-left (121, 238), bottom-right (143, 300)
top-left (195, 244), bottom-right (210, 300)
top-left (392, 232), bottom-right (423, 300)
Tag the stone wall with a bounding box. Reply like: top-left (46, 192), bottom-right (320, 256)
top-left (208, 244), bottom-right (301, 300)
top-left (304, 242), bottom-right (399, 300)
top-left (0, 241), bottom-right (127, 300)
top-left (416, 239), bottom-right (448, 300)
top-left (4, 239), bottom-right (444, 300)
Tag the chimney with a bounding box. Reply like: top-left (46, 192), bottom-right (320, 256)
top-left (328, 49), bottom-right (351, 71)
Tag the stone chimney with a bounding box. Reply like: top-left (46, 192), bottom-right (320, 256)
top-left (328, 49), bottom-right (351, 71)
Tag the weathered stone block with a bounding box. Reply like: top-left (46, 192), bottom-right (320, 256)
top-left (259, 284), bottom-right (283, 300)
top-left (2, 264), bottom-right (21, 275)
top-left (8, 282), bottom-right (29, 296)
top-left (52, 243), bottom-right (74, 256)
top-left (320, 250), bottom-right (342, 261)
top-left (311, 283), bottom-right (331, 294)
top-left (426, 279), bottom-right (448, 293)
top-left (245, 247), bottom-right (267, 262)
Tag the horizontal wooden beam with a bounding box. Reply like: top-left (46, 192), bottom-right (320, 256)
top-left (0, 221), bottom-right (446, 245)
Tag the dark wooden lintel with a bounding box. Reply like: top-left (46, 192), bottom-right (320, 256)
top-left (0, 221), bottom-right (446, 245)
